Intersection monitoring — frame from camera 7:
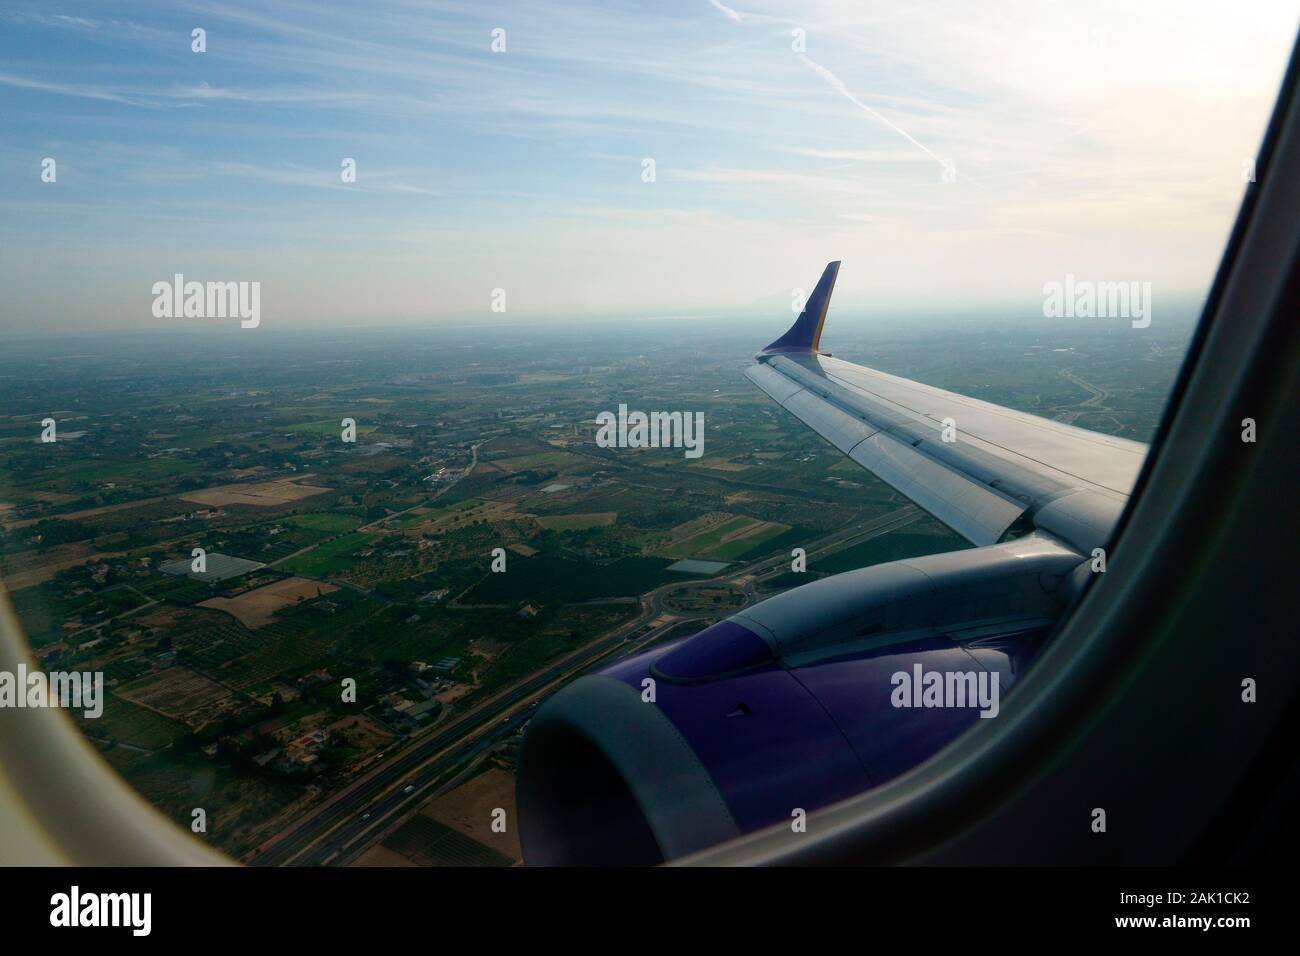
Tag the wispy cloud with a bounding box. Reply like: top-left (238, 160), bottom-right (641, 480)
top-left (0, 72), bottom-right (143, 105)
top-left (788, 147), bottom-right (925, 164)
top-left (0, 0), bottom-right (1293, 330)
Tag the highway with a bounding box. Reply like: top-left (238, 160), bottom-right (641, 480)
top-left (250, 504), bottom-right (921, 866)
top-left (249, 607), bottom-right (694, 866)
top-left (306, 613), bottom-right (696, 867)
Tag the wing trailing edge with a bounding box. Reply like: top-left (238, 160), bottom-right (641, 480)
top-left (748, 262), bottom-right (1147, 554)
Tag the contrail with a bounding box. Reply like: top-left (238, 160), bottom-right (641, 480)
top-left (701, 1), bottom-right (951, 175)
top-left (707, 0), bottom-right (743, 24)
top-left (798, 55), bottom-right (946, 170)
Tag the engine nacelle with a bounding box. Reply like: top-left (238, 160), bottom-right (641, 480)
top-left (516, 534), bottom-right (1084, 865)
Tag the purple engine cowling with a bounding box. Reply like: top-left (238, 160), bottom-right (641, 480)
top-left (516, 534), bottom-right (1084, 865)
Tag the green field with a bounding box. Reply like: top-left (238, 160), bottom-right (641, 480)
top-left (705, 522), bottom-right (792, 560)
top-left (284, 419), bottom-right (377, 437)
top-left (535, 512), bottom-right (617, 531)
top-left (494, 451), bottom-right (577, 471)
top-left (464, 554), bottom-right (674, 604)
top-left (660, 515), bottom-right (792, 560)
top-left (277, 531), bottom-right (378, 576)
top-left (408, 498), bottom-right (481, 522)
top-left (283, 512), bottom-right (361, 533)
top-left (728, 524), bottom-right (814, 562)
top-left (31, 456), bottom-right (206, 494)
top-left (78, 693), bottom-right (187, 752)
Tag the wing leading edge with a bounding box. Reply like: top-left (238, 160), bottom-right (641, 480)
top-left (747, 263), bottom-right (1148, 554)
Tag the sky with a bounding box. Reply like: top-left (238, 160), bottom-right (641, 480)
top-left (0, 0), bottom-right (1297, 333)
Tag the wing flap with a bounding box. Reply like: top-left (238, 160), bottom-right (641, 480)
top-left (848, 432), bottom-right (1027, 545)
top-left (816, 356), bottom-right (1146, 495)
top-left (744, 361), bottom-right (805, 405)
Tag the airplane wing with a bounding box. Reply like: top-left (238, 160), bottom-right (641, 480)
top-left (516, 260), bottom-right (1154, 864)
top-left (745, 261), bottom-right (1148, 553)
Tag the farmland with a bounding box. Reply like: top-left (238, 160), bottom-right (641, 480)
top-left (278, 532), bottom-right (378, 577)
top-left (0, 310), bottom-right (1193, 861)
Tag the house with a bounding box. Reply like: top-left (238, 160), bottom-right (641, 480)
top-left (406, 698), bottom-right (441, 721)
top-left (431, 656), bottom-right (461, 675)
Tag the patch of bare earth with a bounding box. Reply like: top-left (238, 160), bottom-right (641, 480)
top-left (180, 477), bottom-right (331, 508)
top-left (198, 577), bottom-right (337, 628)
top-left (420, 767), bottom-right (521, 862)
top-left (351, 845), bottom-right (420, 867)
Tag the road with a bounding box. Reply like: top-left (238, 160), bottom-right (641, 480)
top-left (250, 604), bottom-right (700, 866)
top-left (358, 441), bottom-right (481, 533)
top-left (1057, 369), bottom-right (1111, 425)
top-left (250, 504), bottom-right (921, 866)
top-left (302, 613), bottom-right (699, 867)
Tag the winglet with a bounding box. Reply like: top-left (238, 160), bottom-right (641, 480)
top-left (761, 261), bottom-right (840, 355)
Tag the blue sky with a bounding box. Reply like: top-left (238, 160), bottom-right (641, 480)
top-left (1, 1), bottom-right (1296, 332)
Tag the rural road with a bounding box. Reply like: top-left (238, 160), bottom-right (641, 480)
top-left (250, 504), bottom-right (921, 866)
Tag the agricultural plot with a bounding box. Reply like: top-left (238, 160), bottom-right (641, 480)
top-left (688, 459), bottom-right (751, 472)
top-left (380, 815), bottom-right (513, 868)
top-left (198, 576), bottom-right (338, 628)
top-left (534, 512), bottom-right (617, 530)
top-left (493, 450), bottom-right (581, 472)
top-left (76, 693), bottom-right (187, 752)
top-left (282, 513), bottom-right (361, 534)
top-left (277, 532), bottom-right (378, 577)
top-left (212, 512), bottom-right (363, 562)
top-left (115, 667), bottom-right (240, 727)
top-left (4, 494), bottom-right (178, 529)
top-left (180, 597), bottom-right (375, 690)
top-left (394, 508), bottom-right (433, 527)
top-left (464, 554), bottom-right (674, 604)
top-left (406, 499), bottom-right (519, 534)
top-left (705, 521), bottom-right (792, 560)
top-left (283, 419), bottom-right (377, 437)
top-left (37, 456), bottom-right (206, 495)
top-left (649, 513), bottom-right (791, 561)
top-left (420, 767), bottom-right (521, 861)
top-left (180, 477), bottom-right (332, 508)
top-left (149, 575), bottom-right (218, 606)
